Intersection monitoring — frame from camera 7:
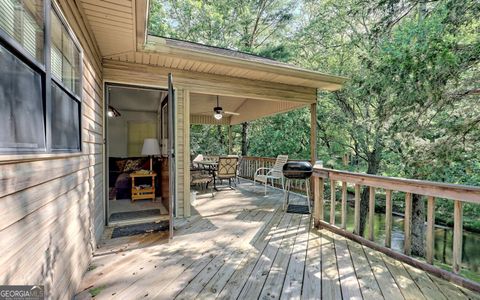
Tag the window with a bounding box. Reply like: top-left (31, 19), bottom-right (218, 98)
top-left (0, 0), bottom-right (82, 154)
top-left (51, 8), bottom-right (81, 95)
top-left (50, 8), bottom-right (81, 151)
top-left (0, 0), bottom-right (44, 63)
top-left (0, 44), bottom-right (45, 152)
top-left (51, 83), bottom-right (80, 150)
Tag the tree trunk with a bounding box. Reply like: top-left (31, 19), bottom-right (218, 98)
top-left (241, 122), bottom-right (249, 155)
top-left (359, 150), bottom-right (380, 236)
top-left (411, 194), bottom-right (426, 257)
top-left (217, 125), bottom-right (225, 152)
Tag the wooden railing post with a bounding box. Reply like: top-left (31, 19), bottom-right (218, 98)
top-left (341, 182), bottom-right (347, 229)
top-left (426, 196), bottom-right (435, 264)
top-left (330, 179), bottom-right (336, 225)
top-left (368, 186), bottom-right (376, 241)
top-left (453, 200), bottom-right (463, 274)
top-left (354, 184), bottom-right (361, 235)
top-left (385, 190), bottom-right (393, 248)
top-left (313, 176), bottom-right (324, 226)
top-left (404, 192), bottom-right (412, 255)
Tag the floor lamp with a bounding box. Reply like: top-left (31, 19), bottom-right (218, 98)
top-left (141, 138), bottom-right (161, 171)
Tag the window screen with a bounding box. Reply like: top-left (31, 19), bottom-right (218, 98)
top-left (51, 83), bottom-right (80, 151)
top-left (51, 8), bottom-right (81, 96)
top-left (0, 0), bottom-right (44, 63)
top-left (0, 44), bottom-right (45, 152)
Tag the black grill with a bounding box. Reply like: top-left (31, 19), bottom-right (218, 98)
top-left (282, 161), bottom-right (313, 179)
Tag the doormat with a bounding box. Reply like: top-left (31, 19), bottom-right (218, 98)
top-left (286, 204), bottom-right (311, 214)
top-left (111, 221), bottom-right (169, 238)
top-left (109, 209), bottom-right (161, 223)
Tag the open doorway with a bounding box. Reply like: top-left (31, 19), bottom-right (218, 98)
top-left (105, 83), bottom-right (171, 227)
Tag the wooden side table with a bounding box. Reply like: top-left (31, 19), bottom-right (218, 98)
top-left (130, 172), bottom-right (157, 202)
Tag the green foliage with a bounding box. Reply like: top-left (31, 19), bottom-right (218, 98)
top-left (248, 108), bottom-right (311, 159)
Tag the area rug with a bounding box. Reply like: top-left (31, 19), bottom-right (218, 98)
top-left (111, 221), bottom-right (169, 238)
top-left (286, 204), bottom-right (311, 214)
top-left (109, 209), bottom-right (161, 223)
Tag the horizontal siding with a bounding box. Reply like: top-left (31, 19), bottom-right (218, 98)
top-left (0, 1), bottom-right (104, 299)
top-left (176, 89), bottom-right (185, 217)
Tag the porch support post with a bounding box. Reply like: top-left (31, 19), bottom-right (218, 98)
top-left (310, 101), bottom-right (317, 164)
top-left (228, 125), bottom-right (232, 154)
top-left (310, 100), bottom-right (317, 204)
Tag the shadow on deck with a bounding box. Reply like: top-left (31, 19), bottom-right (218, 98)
top-left (76, 180), bottom-right (478, 299)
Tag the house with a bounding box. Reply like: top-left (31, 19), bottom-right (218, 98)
top-left (0, 0), bottom-right (347, 297)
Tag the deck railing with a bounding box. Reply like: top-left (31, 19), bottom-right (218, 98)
top-left (313, 167), bottom-right (480, 291)
top-left (238, 156), bottom-right (480, 291)
top-left (238, 156), bottom-right (308, 191)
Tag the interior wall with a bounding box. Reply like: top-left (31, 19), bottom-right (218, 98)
top-left (108, 110), bottom-right (158, 157)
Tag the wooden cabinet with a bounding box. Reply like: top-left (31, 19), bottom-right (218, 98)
top-left (130, 172), bottom-right (156, 202)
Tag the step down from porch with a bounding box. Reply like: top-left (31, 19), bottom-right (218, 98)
top-left (109, 209), bottom-right (161, 223)
top-left (111, 221), bottom-right (169, 238)
top-left (286, 204), bottom-right (311, 214)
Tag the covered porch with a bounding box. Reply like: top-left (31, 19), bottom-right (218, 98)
top-left (76, 179), bottom-right (477, 299)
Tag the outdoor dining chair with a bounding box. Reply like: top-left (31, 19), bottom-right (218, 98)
top-left (253, 155), bottom-right (288, 195)
top-left (215, 156), bottom-right (239, 190)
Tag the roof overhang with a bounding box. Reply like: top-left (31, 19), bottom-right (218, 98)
top-left (141, 35), bottom-right (347, 91)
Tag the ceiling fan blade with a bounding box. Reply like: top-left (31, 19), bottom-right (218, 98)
top-left (224, 111), bottom-right (240, 116)
top-left (195, 111), bottom-right (213, 115)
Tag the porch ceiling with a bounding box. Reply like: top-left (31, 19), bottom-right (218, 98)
top-left (77, 0), bottom-right (138, 56)
top-left (190, 93), bottom-right (306, 125)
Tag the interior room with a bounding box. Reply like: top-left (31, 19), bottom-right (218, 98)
top-left (106, 84), bottom-right (170, 225)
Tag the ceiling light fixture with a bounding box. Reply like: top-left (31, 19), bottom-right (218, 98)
top-left (213, 96), bottom-right (223, 120)
top-left (108, 105), bottom-right (121, 117)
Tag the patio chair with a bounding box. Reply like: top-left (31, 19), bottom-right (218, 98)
top-left (215, 156), bottom-right (239, 190)
top-left (254, 155), bottom-right (288, 195)
top-left (190, 169), bottom-right (214, 197)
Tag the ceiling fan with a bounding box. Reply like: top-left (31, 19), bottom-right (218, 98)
top-left (208, 96), bottom-right (240, 120)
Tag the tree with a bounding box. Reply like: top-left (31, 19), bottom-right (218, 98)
top-left (292, 0), bottom-right (480, 243)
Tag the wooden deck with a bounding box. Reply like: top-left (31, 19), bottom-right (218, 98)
top-left (76, 181), bottom-right (479, 299)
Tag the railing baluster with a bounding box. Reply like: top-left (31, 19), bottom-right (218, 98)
top-left (319, 178), bottom-right (324, 221)
top-left (341, 182), bottom-right (347, 229)
top-left (354, 184), bottom-right (361, 235)
top-left (385, 190), bottom-right (393, 248)
top-left (368, 186), bottom-right (376, 241)
top-left (426, 196), bottom-right (435, 264)
top-left (313, 176), bottom-right (324, 226)
top-left (453, 200), bottom-right (463, 274)
top-left (404, 192), bottom-right (412, 255)
top-left (330, 179), bottom-right (336, 225)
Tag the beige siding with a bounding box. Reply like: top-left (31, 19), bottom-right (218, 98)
top-left (183, 90), bottom-right (191, 217)
top-left (0, 0), bottom-right (104, 298)
top-left (174, 89), bottom-right (191, 217)
top-left (103, 60), bottom-right (317, 103)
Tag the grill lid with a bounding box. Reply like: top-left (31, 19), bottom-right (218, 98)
top-left (282, 161), bottom-right (313, 179)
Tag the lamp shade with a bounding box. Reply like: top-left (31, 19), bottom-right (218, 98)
top-left (141, 138), bottom-right (161, 156)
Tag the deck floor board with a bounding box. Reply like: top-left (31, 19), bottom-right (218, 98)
top-left (76, 180), bottom-right (476, 300)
